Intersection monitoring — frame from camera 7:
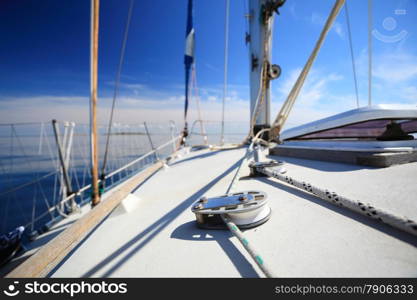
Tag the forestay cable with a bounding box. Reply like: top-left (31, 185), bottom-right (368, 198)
top-left (344, 1), bottom-right (360, 108)
top-left (368, 0), bottom-right (373, 106)
top-left (102, 0), bottom-right (135, 178)
top-left (191, 65), bottom-right (208, 144)
top-left (220, 0), bottom-right (230, 145)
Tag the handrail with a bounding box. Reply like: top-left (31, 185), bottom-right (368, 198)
top-left (7, 160), bottom-right (166, 278)
top-left (55, 135), bottom-right (181, 207)
top-left (0, 119), bottom-right (182, 238)
top-left (105, 135), bottom-right (180, 179)
top-left (21, 135), bottom-right (181, 232)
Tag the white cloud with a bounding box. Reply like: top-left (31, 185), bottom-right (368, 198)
top-left (207, 96), bottom-right (217, 102)
top-left (275, 67), bottom-right (343, 107)
top-left (204, 63), bottom-right (220, 73)
top-left (271, 67), bottom-right (350, 129)
top-left (271, 49), bottom-right (417, 131)
top-left (106, 82), bottom-right (146, 90)
top-left (0, 86), bottom-right (250, 126)
top-left (403, 86), bottom-right (417, 102)
top-left (3, 48), bottom-right (416, 134)
top-left (354, 49), bottom-right (417, 105)
top-left (333, 22), bottom-right (344, 38)
top-left (373, 53), bottom-right (417, 83)
top-left (311, 12), bottom-right (344, 39)
top-left (288, 2), bottom-right (299, 20)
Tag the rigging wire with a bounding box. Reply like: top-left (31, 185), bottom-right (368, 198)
top-left (247, 63), bottom-right (267, 141)
top-left (344, 1), bottom-right (360, 108)
top-left (368, 0), bottom-right (373, 106)
top-left (10, 126), bottom-right (54, 222)
top-left (101, 0), bottom-right (135, 177)
top-left (270, 0), bottom-right (346, 140)
top-left (191, 64), bottom-right (208, 144)
top-left (243, 0), bottom-right (250, 30)
top-left (220, 0), bottom-right (230, 145)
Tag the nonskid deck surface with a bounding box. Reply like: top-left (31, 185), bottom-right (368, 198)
top-left (51, 147), bottom-right (417, 277)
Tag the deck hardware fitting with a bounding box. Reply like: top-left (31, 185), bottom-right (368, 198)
top-left (249, 159), bottom-right (285, 177)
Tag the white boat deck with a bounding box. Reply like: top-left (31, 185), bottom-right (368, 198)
top-left (51, 146), bottom-right (417, 277)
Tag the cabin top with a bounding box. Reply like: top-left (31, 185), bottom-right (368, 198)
top-left (281, 105), bottom-right (417, 141)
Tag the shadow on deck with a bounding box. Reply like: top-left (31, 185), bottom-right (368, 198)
top-left (50, 156), bottom-right (253, 277)
top-left (171, 221), bottom-right (259, 278)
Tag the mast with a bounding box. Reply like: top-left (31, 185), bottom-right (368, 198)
top-left (248, 0), bottom-right (283, 138)
top-left (90, 0), bottom-right (100, 206)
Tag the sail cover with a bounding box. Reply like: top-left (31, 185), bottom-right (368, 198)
top-left (184, 0), bottom-right (194, 123)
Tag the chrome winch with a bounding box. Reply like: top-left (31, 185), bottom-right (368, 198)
top-left (191, 190), bottom-right (271, 229)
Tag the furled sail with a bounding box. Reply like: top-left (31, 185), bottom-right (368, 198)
top-left (183, 0), bottom-right (195, 136)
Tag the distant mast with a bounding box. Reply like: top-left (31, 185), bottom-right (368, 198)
top-left (90, 0), bottom-right (100, 206)
top-left (248, 0), bottom-right (283, 138)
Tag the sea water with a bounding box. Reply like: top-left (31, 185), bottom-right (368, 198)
top-left (0, 122), bottom-right (247, 237)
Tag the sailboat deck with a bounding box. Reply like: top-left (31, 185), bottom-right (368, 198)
top-left (51, 146), bottom-right (417, 277)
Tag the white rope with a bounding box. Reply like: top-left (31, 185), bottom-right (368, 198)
top-left (270, 0), bottom-right (346, 139)
top-left (222, 128), bottom-right (276, 277)
top-left (220, 0), bottom-right (230, 146)
top-left (258, 167), bottom-right (417, 237)
top-left (227, 128), bottom-right (269, 195)
top-left (220, 214), bottom-right (275, 277)
top-left (247, 64), bottom-right (266, 139)
top-left (368, 0), bottom-right (373, 106)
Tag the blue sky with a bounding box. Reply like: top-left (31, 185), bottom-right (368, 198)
top-left (0, 0), bottom-right (416, 129)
